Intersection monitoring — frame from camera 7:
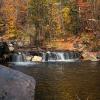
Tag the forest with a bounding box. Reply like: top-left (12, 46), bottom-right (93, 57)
top-left (0, 0), bottom-right (100, 51)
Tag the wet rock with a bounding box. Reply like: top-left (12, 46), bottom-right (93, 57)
top-left (0, 65), bottom-right (35, 100)
top-left (31, 56), bottom-right (42, 62)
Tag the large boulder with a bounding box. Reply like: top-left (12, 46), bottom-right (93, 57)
top-left (0, 65), bottom-right (35, 100)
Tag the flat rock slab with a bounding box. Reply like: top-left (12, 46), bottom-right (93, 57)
top-left (0, 65), bottom-right (36, 100)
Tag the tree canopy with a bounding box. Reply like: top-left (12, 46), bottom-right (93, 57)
top-left (29, 0), bottom-right (80, 45)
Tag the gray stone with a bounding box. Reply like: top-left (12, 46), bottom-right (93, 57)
top-left (0, 65), bottom-right (36, 100)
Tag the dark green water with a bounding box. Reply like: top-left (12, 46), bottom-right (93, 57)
top-left (12, 61), bottom-right (100, 100)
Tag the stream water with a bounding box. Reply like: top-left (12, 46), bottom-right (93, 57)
top-left (11, 61), bottom-right (100, 100)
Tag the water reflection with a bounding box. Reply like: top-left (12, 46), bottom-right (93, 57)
top-left (11, 61), bottom-right (100, 100)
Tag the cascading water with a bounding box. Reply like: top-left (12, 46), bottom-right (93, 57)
top-left (64, 52), bottom-right (69, 59)
top-left (57, 52), bottom-right (65, 61)
top-left (9, 52), bottom-right (35, 66)
top-left (11, 53), bottom-right (25, 62)
top-left (42, 51), bottom-right (81, 62)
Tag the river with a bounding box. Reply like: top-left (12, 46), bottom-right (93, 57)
top-left (11, 61), bottom-right (100, 100)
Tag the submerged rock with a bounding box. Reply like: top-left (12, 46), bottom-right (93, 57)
top-left (0, 65), bottom-right (35, 100)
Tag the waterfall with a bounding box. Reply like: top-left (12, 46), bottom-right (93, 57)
top-left (11, 53), bottom-right (25, 62)
top-left (42, 52), bottom-right (46, 62)
top-left (64, 52), bottom-right (70, 59)
top-left (57, 52), bottom-right (65, 61)
top-left (9, 52), bottom-right (35, 66)
top-left (42, 51), bottom-right (80, 62)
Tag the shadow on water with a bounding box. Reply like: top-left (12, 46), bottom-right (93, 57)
top-left (11, 61), bottom-right (100, 100)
